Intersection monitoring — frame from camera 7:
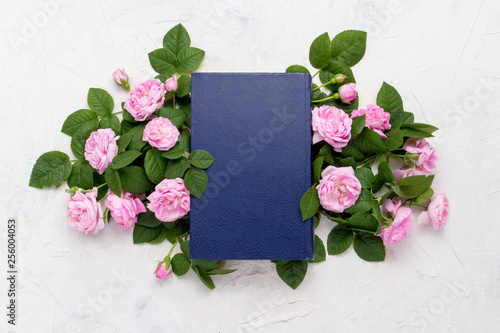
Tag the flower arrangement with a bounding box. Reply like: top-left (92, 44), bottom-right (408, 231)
top-left (29, 25), bottom-right (448, 290)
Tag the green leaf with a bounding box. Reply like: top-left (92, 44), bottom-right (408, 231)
top-left (177, 47), bottom-right (205, 72)
top-left (356, 128), bottom-right (387, 154)
top-left (188, 149), bottom-right (215, 169)
top-left (164, 156), bottom-right (189, 179)
top-left (111, 150), bottom-right (142, 169)
top-left (312, 156), bottom-right (324, 183)
top-left (122, 109), bottom-right (137, 123)
top-left (70, 122), bottom-right (98, 161)
top-left (207, 269), bottom-right (237, 275)
top-left (158, 107), bottom-right (186, 128)
top-left (184, 167), bottom-right (208, 198)
top-left (99, 114), bottom-right (121, 135)
top-left (308, 235), bottom-right (326, 263)
top-left (286, 65), bottom-right (310, 73)
top-left (29, 151), bottom-right (72, 188)
top-left (378, 160), bottom-right (395, 183)
top-left (67, 161), bottom-right (93, 189)
top-left (345, 212), bottom-right (378, 232)
top-left (414, 188), bottom-right (434, 205)
top-left (354, 166), bottom-right (374, 189)
top-left (351, 115), bottom-right (365, 140)
top-left (87, 88), bottom-right (114, 116)
top-left (376, 82), bottom-right (403, 127)
top-left (330, 30), bottom-right (367, 66)
top-left (309, 32), bottom-right (332, 69)
top-left (161, 140), bottom-right (187, 159)
top-left (163, 220), bottom-right (189, 244)
top-left (163, 23), bottom-right (191, 55)
top-left (180, 239), bottom-right (190, 257)
top-left (119, 166), bottom-right (153, 194)
top-left (127, 124), bottom-right (147, 151)
top-left (133, 224), bottom-right (162, 244)
top-left (317, 144), bottom-right (334, 165)
top-left (300, 186), bottom-right (319, 221)
top-left (120, 120), bottom-right (135, 134)
top-left (402, 111), bottom-right (414, 124)
top-left (353, 232), bottom-right (385, 262)
top-left (61, 109), bottom-right (98, 136)
top-left (104, 167), bottom-right (122, 195)
top-left (400, 123), bottom-right (438, 134)
top-left (395, 175), bottom-right (435, 198)
top-left (147, 226), bottom-right (170, 245)
top-left (372, 200), bottom-right (383, 231)
top-left (193, 267), bottom-right (215, 289)
top-left (176, 75), bottom-right (191, 97)
top-left (171, 253), bottom-right (191, 276)
top-left (345, 189), bottom-right (373, 214)
top-left (192, 259), bottom-right (217, 272)
top-left (275, 260), bottom-right (308, 290)
top-left (180, 104), bottom-right (191, 119)
top-left (341, 142), bottom-right (365, 161)
top-left (338, 157), bottom-right (356, 168)
top-left (137, 210), bottom-right (162, 228)
top-left (385, 128), bottom-right (404, 150)
top-left (148, 48), bottom-right (177, 76)
top-left (327, 225), bottom-right (354, 255)
top-left (400, 128), bottom-right (434, 138)
top-left (144, 149), bottom-right (168, 184)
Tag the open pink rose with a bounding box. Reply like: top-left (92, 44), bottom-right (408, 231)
top-left (312, 105), bottom-right (352, 152)
top-left (142, 117), bottom-right (180, 151)
top-left (395, 138), bottom-right (438, 179)
top-left (351, 104), bottom-right (391, 138)
top-left (147, 178), bottom-right (190, 222)
top-left (165, 77), bottom-right (178, 92)
top-left (155, 262), bottom-right (172, 279)
top-left (68, 188), bottom-right (104, 235)
top-left (419, 193), bottom-right (449, 230)
top-left (124, 79), bottom-right (166, 121)
top-left (338, 83), bottom-right (357, 103)
top-left (105, 191), bottom-right (146, 230)
top-left (84, 128), bottom-right (119, 175)
top-left (316, 166), bottom-right (361, 213)
top-left (379, 199), bottom-right (413, 245)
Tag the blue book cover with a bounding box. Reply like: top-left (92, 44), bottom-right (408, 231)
top-left (190, 73), bottom-right (314, 260)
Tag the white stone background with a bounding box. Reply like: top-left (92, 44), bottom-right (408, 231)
top-left (1, 0), bottom-right (499, 332)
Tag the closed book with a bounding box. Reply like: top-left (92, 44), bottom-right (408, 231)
top-left (190, 73), bottom-right (314, 260)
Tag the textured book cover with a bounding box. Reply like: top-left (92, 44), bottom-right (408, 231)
top-left (190, 73), bottom-right (314, 260)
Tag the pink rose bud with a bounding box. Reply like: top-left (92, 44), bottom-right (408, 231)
top-left (316, 166), bottom-right (361, 213)
top-left (147, 178), bottom-right (190, 222)
top-left (312, 105), bottom-right (352, 152)
top-left (105, 191), bottom-right (147, 230)
top-left (334, 74), bottom-right (346, 84)
top-left (142, 117), bottom-right (180, 151)
top-left (418, 193), bottom-right (449, 230)
top-left (84, 128), bottom-right (119, 175)
top-left (68, 188), bottom-right (104, 235)
top-left (112, 69), bottom-right (130, 90)
top-left (351, 104), bottom-right (392, 138)
top-left (378, 199), bottom-right (413, 245)
top-left (165, 77), bottom-right (178, 92)
top-left (155, 262), bottom-right (172, 279)
top-left (338, 83), bottom-right (357, 103)
top-left (124, 79), bottom-right (166, 121)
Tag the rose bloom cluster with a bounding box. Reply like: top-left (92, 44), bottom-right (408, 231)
top-left (67, 74), bottom-right (190, 236)
top-left (312, 98), bottom-right (448, 245)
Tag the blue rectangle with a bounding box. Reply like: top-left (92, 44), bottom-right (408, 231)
top-left (190, 73), bottom-right (314, 260)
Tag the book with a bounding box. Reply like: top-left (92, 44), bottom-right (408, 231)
top-left (190, 73), bottom-right (314, 260)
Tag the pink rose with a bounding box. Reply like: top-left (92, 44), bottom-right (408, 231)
top-left (165, 77), bottom-right (178, 92)
top-left (378, 199), bottom-right (413, 245)
top-left (351, 104), bottom-right (392, 138)
top-left (142, 117), bottom-right (180, 151)
top-left (67, 188), bottom-right (104, 235)
top-left (112, 69), bottom-right (129, 90)
top-left (394, 138), bottom-right (438, 179)
top-left (418, 193), bottom-right (449, 230)
top-left (84, 128), bottom-right (119, 175)
top-left (316, 166), bottom-right (361, 213)
top-left (124, 79), bottom-right (166, 121)
top-left (312, 105), bottom-right (352, 152)
top-left (147, 178), bottom-right (190, 222)
top-left (105, 191), bottom-right (146, 230)
top-left (155, 262), bottom-right (172, 279)
top-left (338, 83), bottom-right (357, 103)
